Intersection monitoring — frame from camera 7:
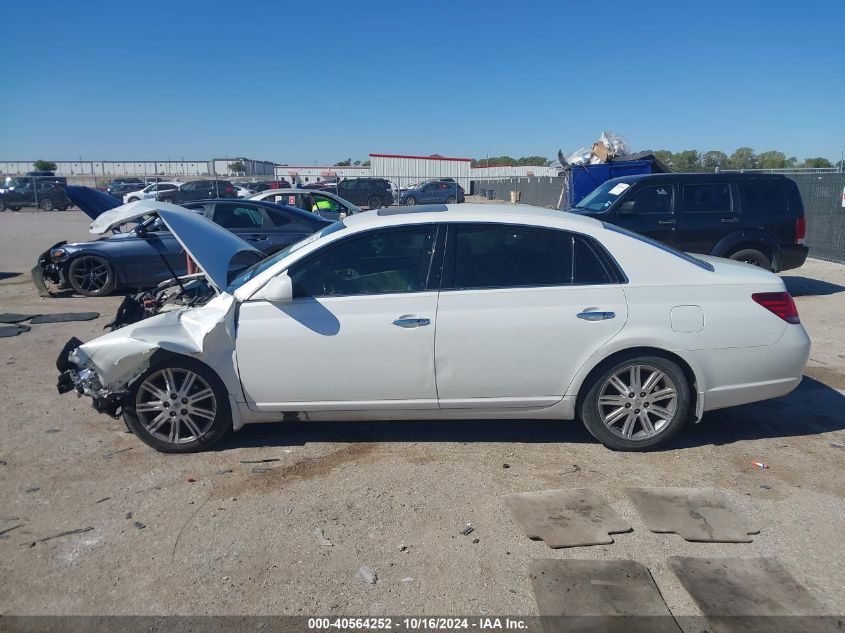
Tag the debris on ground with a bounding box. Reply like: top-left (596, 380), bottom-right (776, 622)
top-left (460, 524), bottom-right (474, 536)
top-left (399, 543), bottom-right (409, 552)
top-left (0, 313), bottom-right (38, 323)
top-left (30, 312), bottom-right (100, 324)
top-left (95, 497), bottom-right (110, 504)
top-left (32, 527), bottom-right (93, 544)
top-left (251, 467), bottom-right (273, 474)
top-left (46, 428), bottom-right (60, 434)
top-left (103, 447), bottom-right (132, 460)
top-left (562, 464), bottom-right (582, 476)
top-left (125, 512), bottom-right (132, 519)
top-left (215, 469), bottom-right (233, 475)
top-left (314, 527), bottom-right (333, 546)
top-left (401, 576), bottom-right (414, 582)
top-left (133, 521), bottom-right (146, 530)
top-left (187, 478), bottom-right (196, 483)
top-left (472, 538), bottom-right (480, 544)
top-left (25, 487), bottom-right (40, 493)
top-left (239, 458), bottom-right (281, 464)
top-left (752, 461), bottom-right (769, 469)
top-left (0, 325), bottom-right (30, 338)
top-left (357, 566), bottom-right (377, 584)
top-left (0, 524), bottom-right (23, 538)
top-left (502, 463), bottom-right (510, 469)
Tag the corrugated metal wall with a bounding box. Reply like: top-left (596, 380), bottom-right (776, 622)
top-left (369, 155), bottom-right (471, 190)
top-left (274, 166), bottom-right (371, 183)
top-left (471, 165), bottom-right (559, 179)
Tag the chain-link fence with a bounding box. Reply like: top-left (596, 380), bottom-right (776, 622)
top-left (784, 171), bottom-right (845, 264)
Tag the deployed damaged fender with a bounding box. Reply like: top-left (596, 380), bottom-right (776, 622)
top-left (59, 293), bottom-right (243, 421)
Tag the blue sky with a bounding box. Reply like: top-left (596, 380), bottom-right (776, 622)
top-left (1, 0), bottom-right (843, 164)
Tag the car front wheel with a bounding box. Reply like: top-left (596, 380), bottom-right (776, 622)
top-left (578, 355), bottom-right (690, 451)
top-left (39, 197), bottom-right (54, 211)
top-left (162, 197), bottom-right (174, 204)
top-left (367, 196), bottom-right (383, 209)
top-left (123, 357), bottom-right (231, 453)
top-left (404, 196), bottom-right (417, 206)
top-left (67, 255), bottom-right (116, 296)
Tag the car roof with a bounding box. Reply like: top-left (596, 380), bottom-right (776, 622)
top-left (343, 202), bottom-right (603, 231)
top-left (604, 172), bottom-right (794, 185)
top-left (184, 198), bottom-right (331, 223)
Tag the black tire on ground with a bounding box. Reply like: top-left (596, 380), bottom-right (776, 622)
top-left (445, 196), bottom-right (456, 204)
top-left (404, 196), bottom-right (417, 206)
top-left (162, 197), bottom-right (174, 204)
top-left (67, 255), bottom-right (116, 297)
top-left (56, 206), bottom-right (68, 211)
top-left (9, 206), bottom-right (21, 211)
top-left (578, 355), bottom-right (691, 451)
top-left (367, 196), bottom-right (383, 209)
top-left (123, 356), bottom-right (232, 453)
top-left (127, 197), bottom-right (140, 203)
top-left (728, 248), bottom-right (773, 271)
top-left (0, 198), bottom-right (5, 212)
top-left (39, 197), bottom-right (54, 211)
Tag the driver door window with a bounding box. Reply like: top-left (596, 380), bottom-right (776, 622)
top-left (290, 226), bottom-right (437, 298)
top-left (629, 185), bottom-right (673, 214)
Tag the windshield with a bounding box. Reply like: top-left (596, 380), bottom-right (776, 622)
top-left (574, 180), bottom-right (632, 213)
top-left (226, 220), bottom-right (347, 292)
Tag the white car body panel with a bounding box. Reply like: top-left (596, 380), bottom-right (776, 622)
top-left (63, 203), bottom-right (811, 438)
top-left (122, 181), bottom-right (181, 204)
top-left (249, 188), bottom-right (363, 215)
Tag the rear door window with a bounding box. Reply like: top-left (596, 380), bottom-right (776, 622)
top-left (683, 183), bottom-right (733, 213)
top-left (212, 204), bottom-right (265, 229)
top-left (737, 181), bottom-right (788, 214)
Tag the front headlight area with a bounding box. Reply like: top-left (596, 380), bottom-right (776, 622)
top-left (56, 338), bottom-right (125, 418)
top-left (50, 247), bottom-right (69, 262)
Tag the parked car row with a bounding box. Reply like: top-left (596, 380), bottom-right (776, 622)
top-left (0, 177), bottom-right (72, 211)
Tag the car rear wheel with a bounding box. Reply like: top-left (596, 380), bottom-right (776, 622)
top-left (67, 255), bottom-right (116, 296)
top-left (578, 355), bottom-right (690, 451)
top-left (445, 195), bottom-right (456, 204)
top-left (9, 206), bottom-right (21, 211)
top-left (728, 248), bottom-right (772, 270)
top-left (162, 197), bottom-right (174, 204)
top-left (367, 196), bottom-right (383, 209)
top-left (39, 197), bottom-right (54, 211)
top-left (123, 357), bottom-right (231, 453)
top-left (56, 206), bottom-right (68, 211)
top-left (127, 197), bottom-right (140, 203)
top-left (404, 196), bottom-right (417, 206)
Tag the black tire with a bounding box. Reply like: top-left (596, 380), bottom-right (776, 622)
top-left (578, 355), bottom-right (690, 451)
top-left (123, 356), bottom-right (231, 453)
top-left (404, 196), bottom-right (417, 206)
top-left (127, 197), bottom-right (140, 203)
top-left (9, 206), bottom-right (21, 211)
top-left (67, 255), bottom-right (116, 296)
top-left (56, 206), bottom-right (68, 211)
top-left (39, 197), bottom-right (54, 211)
top-left (445, 195), bottom-right (456, 204)
top-left (0, 198), bottom-right (5, 212)
top-left (162, 197), bottom-right (174, 204)
top-left (367, 196), bottom-right (383, 209)
top-left (728, 248), bottom-right (772, 270)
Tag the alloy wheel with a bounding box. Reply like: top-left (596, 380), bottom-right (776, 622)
top-left (69, 257), bottom-right (111, 294)
top-left (597, 364), bottom-right (677, 441)
top-left (134, 368), bottom-right (217, 444)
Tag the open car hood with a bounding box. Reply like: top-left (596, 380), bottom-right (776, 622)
top-left (90, 200), bottom-right (264, 292)
top-left (66, 186), bottom-right (123, 220)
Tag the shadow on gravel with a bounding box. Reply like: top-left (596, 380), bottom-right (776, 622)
top-left (782, 275), bottom-right (845, 297)
top-left (0, 272), bottom-right (22, 281)
top-left (217, 377), bottom-right (844, 452)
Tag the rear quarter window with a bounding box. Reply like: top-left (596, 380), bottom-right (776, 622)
top-left (737, 181), bottom-right (788, 214)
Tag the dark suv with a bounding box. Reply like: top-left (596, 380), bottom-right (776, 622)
top-left (156, 180), bottom-right (236, 203)
top-left (332, 178), bottom-right (394, 208)
top-left (0, 178), bottom-right (72, 211)
top-left (572, 173), bottom-right (808, 271)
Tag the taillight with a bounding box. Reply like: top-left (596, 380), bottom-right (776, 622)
top-left (795, 216), bottom-right (805, 245)
top-left (752, 292), bottom-right (800, 324)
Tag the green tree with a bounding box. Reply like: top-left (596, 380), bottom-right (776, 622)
top-left (801, 157), bottom-right (833, 168)
top-left (672, 150), bottom-right (701, 172)
top-left (701, 150), bottom-right (728, 172)
top-left (33, 159), bottom-right (57, 171)
top-left (652, 150), bottom-right (674, 170)
top-left (516, 156), bottom-right (550, 166)
top-left (335, 158), bottom-right (352, 166)
top-left (728, 147), bottom-right (757, 170)
top-left (756, 150), bottom-right (789, 169)
top-left (228, 160), bottom-right (245, 174)
top-left (361, 160), bottom-right (371, 167)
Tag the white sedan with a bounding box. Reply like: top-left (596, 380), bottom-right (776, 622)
top-left (122, 181), bottom-right (181, 204)
top-left (57, 202), bottom-right (810, 453)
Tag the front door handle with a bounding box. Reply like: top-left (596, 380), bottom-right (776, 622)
top-left (392, 317), bottom-right (431, 328)
top-left (720, 217), bottom-right (740, 223)
top-left (247, 234), bottom-right (269, 241)
top-left (576, 311), bottom-right (616, 321)
top-left (658, 219), bottom-right (676, 225)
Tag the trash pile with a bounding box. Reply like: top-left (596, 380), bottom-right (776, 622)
top-left (561, 131), bottom-right (631, 166)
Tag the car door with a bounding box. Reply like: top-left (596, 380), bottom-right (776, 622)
top-left (675, 181), bottom-right (736, 253)
top-left (235, 224), bottom-right (441, 410)
top-left (119, 219), bottom-right (188, 288)
top-left (419, 183), bottom-right (438, 203)
top-left (434, 223), bottom-right (627, 408)
top-left (610, 182), bottom-right (677, 246)
top-left (310, 192), bottom-right (348, 220)
top-left (210, 202), bottom-right (275, 251)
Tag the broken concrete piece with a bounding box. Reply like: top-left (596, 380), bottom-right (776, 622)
top-left (506, 488), bottom-right (631, 548)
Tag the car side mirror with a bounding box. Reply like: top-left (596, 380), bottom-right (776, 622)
top-left (134, 224), bottom-right (149, 238)
top-left (255, 274), bottom-right (293, 304)
top-left (618, 200), bottom-right (638, 216)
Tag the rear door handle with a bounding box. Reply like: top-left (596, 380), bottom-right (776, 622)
top-left (658, 219), bottom-right (676, 225)
top-left (720, 217), bottom-right (740, 223)
top-left (247, 234), bottom-right (269, 241)
top-left (576, 311), bottom-right (615, 321)
top-left (392, 317), bottom-right (431, 328)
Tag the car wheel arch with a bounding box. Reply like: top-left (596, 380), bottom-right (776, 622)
top-left (710, 230), bottom-right (779, 261)
top-left (569, 345), bottom-right (702, 422)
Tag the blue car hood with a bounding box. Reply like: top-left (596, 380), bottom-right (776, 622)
top-left (66, 186), bottom-right (122, 220)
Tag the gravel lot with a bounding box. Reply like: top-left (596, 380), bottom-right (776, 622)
top-left (1, 209), bottom-right (843, 618)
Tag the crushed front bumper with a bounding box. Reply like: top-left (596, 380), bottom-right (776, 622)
top-left (32, 241), bottom-right (67, 297)
top-left (56, 337), bottom-right (123, 418)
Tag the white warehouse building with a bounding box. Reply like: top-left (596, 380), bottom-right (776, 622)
top-left (368, 153), bottom-right (472, 190)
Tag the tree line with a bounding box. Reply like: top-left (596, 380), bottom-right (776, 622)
top-left (650, 148), bottom-right (839, 172)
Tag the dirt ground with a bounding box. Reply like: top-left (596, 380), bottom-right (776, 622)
top-left (0, 209), bottom-right (843, 619)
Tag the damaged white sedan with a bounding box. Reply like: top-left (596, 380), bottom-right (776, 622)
top-left (58, 201), bottom-right (811, 453)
